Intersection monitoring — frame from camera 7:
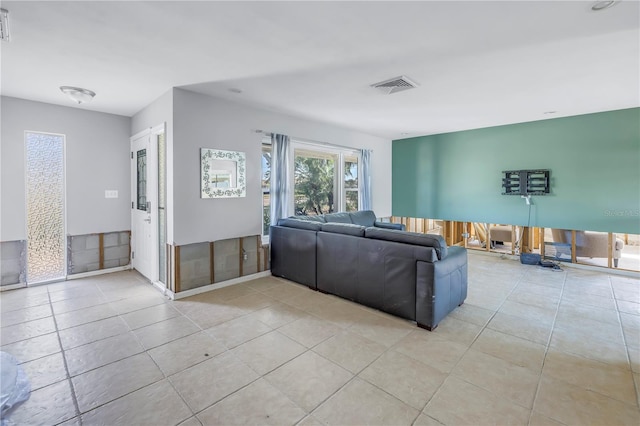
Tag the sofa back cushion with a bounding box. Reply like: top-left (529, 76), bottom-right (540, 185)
top-left (348, 210), bottom-right (377, 227)
top-left (323, 212), bottom-right (353, 224)
top-left (321, 223), bottom-right (366, 237)
top-left (364, 228), bottom-right (448, 260)
top-left (277, 218), bottom-right (323, 231)
top-left (293, 215), bottom-right (326, 223)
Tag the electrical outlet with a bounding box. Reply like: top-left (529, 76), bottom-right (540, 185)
top-left (105, 190), bottom-right (118, 198)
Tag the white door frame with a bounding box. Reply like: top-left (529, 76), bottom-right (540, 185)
top-left (130, 124), bottom-right (163, 283)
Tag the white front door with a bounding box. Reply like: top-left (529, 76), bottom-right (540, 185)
top-left (131, 131), bottom-right (157, 281)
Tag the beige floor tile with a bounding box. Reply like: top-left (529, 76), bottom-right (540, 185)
top-left (59, 316), bottom-right (130, 350)
top-left (266, 350), bottom-right (352, 411)
top-left (20, 352), bottom-right (68, 391)
top-left (513, 282), bottom-right (563, 298)
top-left (48, 286), bottom-right (102, 303)
top-left (206, 314), bottom-right (273, 348)
top-left (1, 332), bottom-right (61, 363)
top-left (535, 376), bottom-right (640, 425)
top-left (249, 302), bottom-right (310, 328)
top-left (259, 282), bottom-right (311, 301)
top-left (558, 301), bottom-right (621, 325)
top-left (278, 314), bottom-right (342, 348)
top-left (618, 300), bottom-right (640, 316)
top-left (430, 316), bottom-right (482, 346)
top-left (563, 282), bottom-right (613, 299)
top-left (561, 291), bottom-right (618, 311)
top-left (223, 291), bottom-right (275, 313)
top-left (51, 294), bottom-right (108, 315)
top-left (507, 291), bottom-right (560, 311)
top-left (458, 291), bottom-right (505, 311)
top-left (315, 377), bottom-right (418, 425)
top-left (424, 376), bottom-right (530, 425)
top-left (243, 275), bottom-right (284, 291)
top-left (231, 330), bottom-right (306, 375)
top-left (178, 416), bottom-right (203, 426)
top-left (0, 291), bottom-right (50, 313)
top-left (313, 330), bottom-right (387, 374)
top-left (207, 283), bottom-right (258, 301)
top-left (393, 330), bottom-right (468, 374)
top-left (498, 300), bottom-right (557, 325)
top-left (348, 314), bottom-right (414, 348)
top-left (120, 302), bottom-right (181, 330)
top-left (413, 413), bottom-right (446, 425)
top-left (72, 352), bottom-right (164, 413)
top-left (0, 316), bottom-right (57, 345)
top-left (185, 303), bottom-right (246, 329)
top-left (5, 379), bottom-right (77, 425)
top-left (65, 331), bottom-right (144, 376)
top-left (296, 415), bottom-right (326, 426)
top-left (281, 289), bottom-right (336, 312)
top-left (359, 350), bottom-right (447, 410)
top-left (472, 328), bottom-right (546, 371)
top-left (554, 311), bottom-right (624, 346)
top-left (448, 303), bottom-right (495, 326)
top-left (550, 327), bottom-right (629, 368)
top-left (108, 294), bottom-right (167, 315)
top-left (197, 378), bottom-right (306, 425)
top-left (81, 380), bottom-right (192, 426)
top-left (58, 416), bottom-right (81, 426)
top-left (452, 349), bottom-right (540, 408)
top-left (170, 351), bottom-right (259, 412)
top-left (0, 303), bottom-right (52, 326)
top-left (55, 303), bottom-right (119, 330)
top-left (528, 411), bottom-right (566, 426)
top-left (149, 331), bottom-right (227, 376)
top-left (306, 298), bottom-right (381, 328)
top-left (543, 349), bottom-right (637, 406)
top-left (134, 315), bottom-right (200, 349)
top-left (488, 312), bottom-right (552, 345)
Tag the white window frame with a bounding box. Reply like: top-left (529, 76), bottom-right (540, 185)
top-left (290, 140), bottom-right (361, 215)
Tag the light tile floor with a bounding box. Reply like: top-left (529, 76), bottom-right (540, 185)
top-left (1, 253), bottom-right (640, 425)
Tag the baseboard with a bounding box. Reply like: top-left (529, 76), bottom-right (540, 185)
top-left (67, 265), bottom-right (133, 280)
top-left (168, 271), bottom-right (272, 300)
top-left (0, 282), bottom-right (27, 291)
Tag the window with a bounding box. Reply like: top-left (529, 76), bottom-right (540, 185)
top-left (261, 142), bottom-right (271, 238)
top-left (293, 142), bottom-right (359, 216)
top-left (261, 138), bottom-right (362, 239)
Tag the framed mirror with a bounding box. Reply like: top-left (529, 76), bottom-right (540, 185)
top-left (201, 148), bottom-right (246, 198)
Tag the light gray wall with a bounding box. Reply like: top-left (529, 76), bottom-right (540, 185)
top-left (172, 88), bottom-right (392, 245)
top-left (1, 96), bottom-right (131, 241)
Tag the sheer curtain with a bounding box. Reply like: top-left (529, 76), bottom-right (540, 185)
top-left (361, 149), bottom-right (372, 211)
top-left (270, 133), bottom-right (291, 230)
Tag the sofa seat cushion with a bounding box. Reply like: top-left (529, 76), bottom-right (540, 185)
top-left (349, 210), bottom-right (377, 227)
top-left (277, 218), bottom-right (323, 231)
top-left (321, 223), bottom-right (366, 237)
top-left (323, 212), bottom-right (353, 224)
top-left (364, 228), bottom-right (448, 260)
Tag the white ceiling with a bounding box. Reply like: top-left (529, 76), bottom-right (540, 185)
top-left (1, 1), bottom-right (638, 139)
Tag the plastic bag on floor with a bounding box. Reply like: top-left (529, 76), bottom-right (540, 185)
top-left (0, 352), bottom-right (31, 426)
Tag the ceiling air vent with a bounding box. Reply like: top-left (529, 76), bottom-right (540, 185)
top-left (371, 76), bottom-right (418, 94)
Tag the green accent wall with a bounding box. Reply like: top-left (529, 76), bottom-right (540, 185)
top-left (392, 108), bottom-right (640, 234)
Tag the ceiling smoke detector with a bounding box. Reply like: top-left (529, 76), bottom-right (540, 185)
top-left (371, 76), bottom-right (418, 95)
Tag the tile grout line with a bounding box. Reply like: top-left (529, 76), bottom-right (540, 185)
top-left (526, 264), bottom-right (569, 426)
top-left (46, 286), bottom-right (84, 425)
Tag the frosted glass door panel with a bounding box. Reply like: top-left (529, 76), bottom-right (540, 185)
top-left (25, 132), bottom-right (66, 283)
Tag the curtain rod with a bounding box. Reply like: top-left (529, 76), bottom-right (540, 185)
top-left (253, 129), bottom-right (372, 153)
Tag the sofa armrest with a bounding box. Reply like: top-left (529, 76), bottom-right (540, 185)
top-left (374, 221), bottom-right (405, 231)
top-left (416, 246), bottom-right (468, 330)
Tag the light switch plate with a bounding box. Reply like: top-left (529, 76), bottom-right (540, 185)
top-left (105, 190), bottom-right (118, 198)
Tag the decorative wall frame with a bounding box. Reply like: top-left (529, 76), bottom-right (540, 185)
top-left (201, 148), bottom-right (246, 198)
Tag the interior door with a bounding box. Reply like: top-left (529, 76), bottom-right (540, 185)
top-left (131, 131), bottom-right (156, 281)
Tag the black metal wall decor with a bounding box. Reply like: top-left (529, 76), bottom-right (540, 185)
top-left (502, 169), bottom-right (550, 196)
